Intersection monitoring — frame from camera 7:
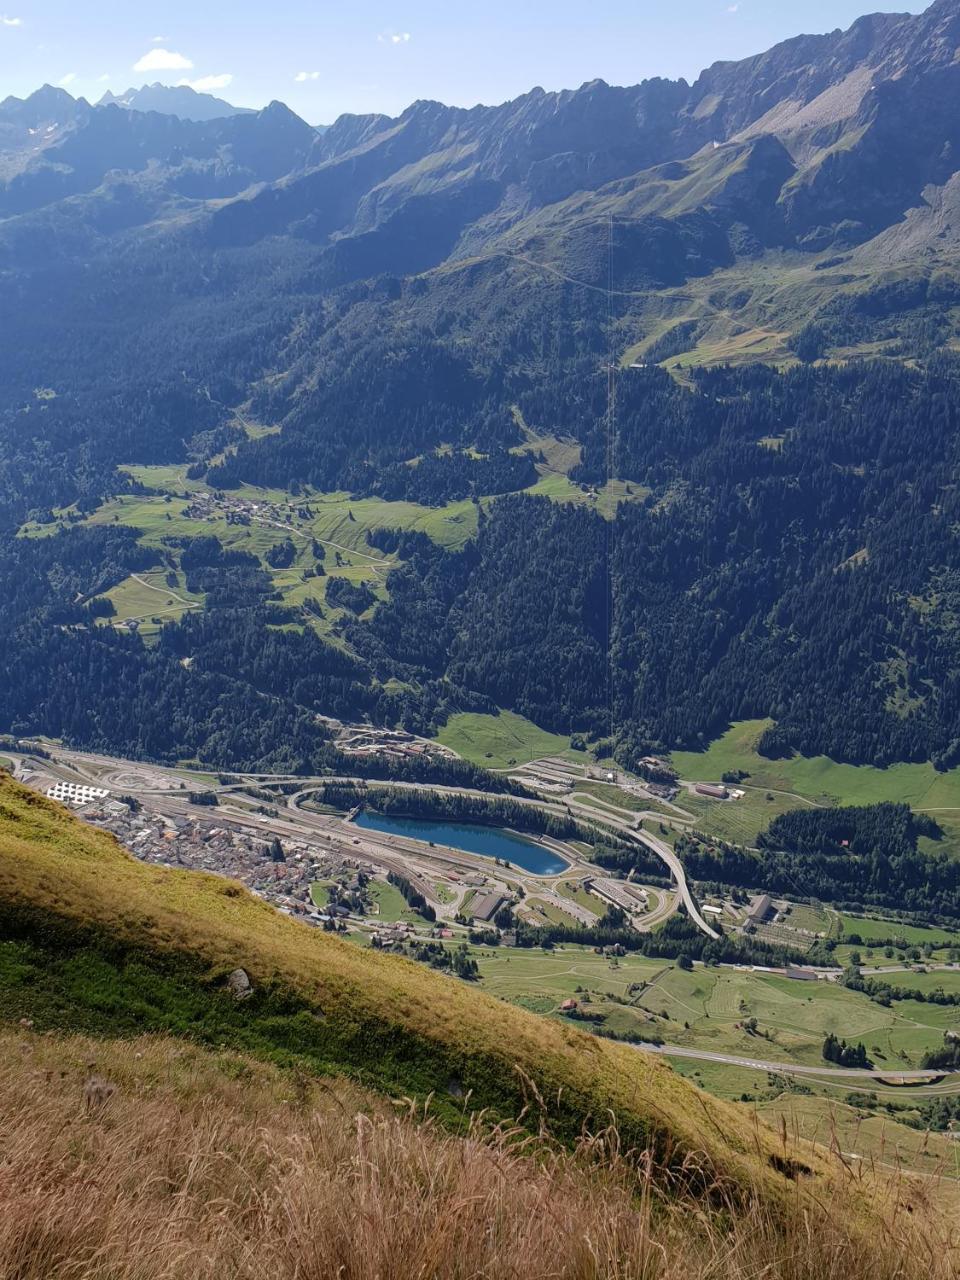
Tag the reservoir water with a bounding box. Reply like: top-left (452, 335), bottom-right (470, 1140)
top-left (352, 810), bottom-right (570, 876)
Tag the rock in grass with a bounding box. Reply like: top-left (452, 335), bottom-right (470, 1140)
top-left (227, 968), bottom-right (253, 1001)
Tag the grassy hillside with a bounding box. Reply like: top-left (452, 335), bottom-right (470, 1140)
top-left (672, 720), bottom-right (960, 810)
top-left (3, 1028), bottom-right (955, 1280)
top-left (434, 709), bottom-right (570, 768)
top-left (0, 775), bottom-right (796, 1187)
top-left (467, 946), bottom-right (960, 1072)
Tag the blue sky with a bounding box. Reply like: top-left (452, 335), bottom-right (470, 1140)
top-left (0, 1), bottom-right (931, 123)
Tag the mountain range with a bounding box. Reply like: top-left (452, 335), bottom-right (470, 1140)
top-left (5, 1), bottom-right (960, 777)
top-left (5, 2), bottom-right (960, 304)
top-left (97, 82), bottom-right (256, 122)
top-left (5, 1), bottom-right (960, 461)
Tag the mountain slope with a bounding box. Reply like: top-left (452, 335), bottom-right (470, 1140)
top-left (7, 4), bottom-right (960, 779)
top-left (3, 1028), bottom-right (954, 1280)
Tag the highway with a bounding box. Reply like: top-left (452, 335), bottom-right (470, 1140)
top-left (645, 1042), bottom-right (955, 1084)
top-left (562, 796), bottom-right (720, 939)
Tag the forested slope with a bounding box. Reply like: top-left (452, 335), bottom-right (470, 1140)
top-left (6, 5), bottom-right (960, 773)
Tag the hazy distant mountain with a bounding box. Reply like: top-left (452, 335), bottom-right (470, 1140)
top-left (6, 1), bottom-right (960, 371)
top-left (97, 82), bottom-right (255, 122)
top-left (5, 2), bottom-right (960, 394)
top-left (0, 89), bottom-right (317, 216)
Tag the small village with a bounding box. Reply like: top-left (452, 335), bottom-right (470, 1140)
top-left (78, 797), bottom-right (364, 926)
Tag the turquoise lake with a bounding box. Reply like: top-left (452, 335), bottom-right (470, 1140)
top-left (352, 810), bottom-right (570, 876)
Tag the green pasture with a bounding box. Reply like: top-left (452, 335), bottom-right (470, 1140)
top-left (467, 947), bottom-right (952, 1070)
top-left (672, 719), bottom-right (960, 810)
top-left (834, 913), bottom-right (960, 947)
top-left (99, 568), bottom-right (203, 636)
top-left (632, 966), bottom-right (953, 1068)
top-left (574, 782), bottom-right (650, 814)
top-left (754, 1094), bottom-right (960, 1181)
top-left (470, 944), bottom-right (666, 1007)
top-left (309, 883), bottom-right (331, 908)
top-left (434, 710), bottom-right (569, 769)
top-left (525, 898), bottom-right (583, 928)
top-left (862, 968), bottom-right (960, 994)
top-left (367, 881), bottom-right (424, 925)
top-left (783, 903), bottom-right (833, 935)
top-left (679, 787), bottom-right (801, 847)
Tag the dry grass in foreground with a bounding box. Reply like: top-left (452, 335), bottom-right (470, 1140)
top-left (0, 1029), bottom-right (956, 1280)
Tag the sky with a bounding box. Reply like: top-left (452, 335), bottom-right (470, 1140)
top-left (0, 0), bottom-right (932, 124)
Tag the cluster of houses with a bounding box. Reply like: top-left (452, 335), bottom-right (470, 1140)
top-left (77, 799), bottom-right (371, 921)
top-left (183, 489), bottom-right (312, 529)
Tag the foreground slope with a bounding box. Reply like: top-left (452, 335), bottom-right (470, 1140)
top-left (0, 1028), bottom-right (953, 1280)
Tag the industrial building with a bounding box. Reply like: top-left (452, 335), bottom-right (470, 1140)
top-left (46, 781), bottom-right (110, 808)
top-left (470, 891), bottom-right (508, 923)
top-left (583, 876), bottom-right (649, 915)
top-left (694, 782), bottom-right (728, 800)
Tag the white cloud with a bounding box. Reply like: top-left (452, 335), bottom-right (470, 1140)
top-left (178, 73), bottom-right (233, 93)
top-left (294, 70), bottom-right (321, 82)
top-left (151, 34), bottom-right (167, 42)
top-left (58, 71), bottom-right (77, 86)
top-left (1, 15), bottom-right (23, 26)
top-left (377, 31), bottom-right (411, 45)
top-left (98, 73), bottom-right (110, 82)
top-left (133, 47), bottom-right (193, 72)
top-left (726, 3), bottom-right (739, 11)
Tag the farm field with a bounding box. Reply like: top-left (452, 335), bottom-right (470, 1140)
top-left (635, 966), bottom-right (958, 1068)
top-left (520, 469), bottom-right (650, 518)
top-left (863, 968), bottom-right (960, 994)
top-left (433, 710), bottom-right (570, 769)
top-left (99, 568), bottom-right (203, 637)
top-left (833, 913), bottom-right (960, 948)
top-left (470, 944), bottom-right (667, 1015)
top-left (672, 719), bottom-right (960, 810)
top-left (669, 1058), bottom-right (960, 1184)
top-left (679, 787), bottom-right (801, 847)
top-left (524, 898), bottom-right (582, 928)
top-left (753, 1095), bottom-right (960, 1184)
top-left (366, 881), bottom-right (424, 925)
top-left (785, 903), bottom-right (833, 935)
top-left (467, 947), bottom-right (959, 1070)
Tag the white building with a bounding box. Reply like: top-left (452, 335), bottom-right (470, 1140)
top-left (46, 781), bottom-right (110, 808)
